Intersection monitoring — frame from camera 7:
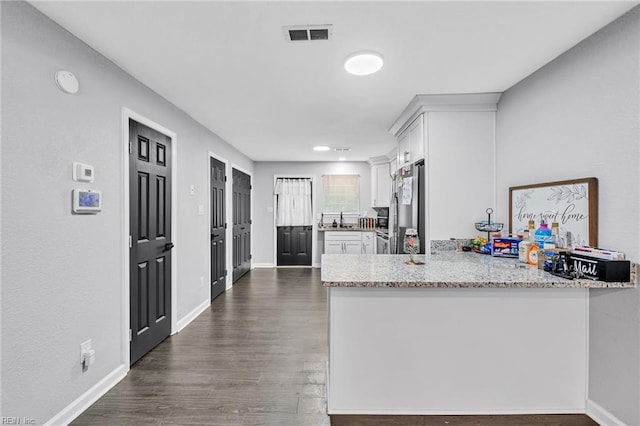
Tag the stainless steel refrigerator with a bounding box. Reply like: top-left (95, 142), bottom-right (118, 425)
top-left (392, 160), bottom-right (425, 254)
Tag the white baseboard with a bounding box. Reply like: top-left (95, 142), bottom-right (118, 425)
top-left (45, 364), bottom-right (128, 426)
top-left (327, 408), bottom-right (585, 415)
top-left (313, 262), bottom-right (321, 268)
top-left (587, 399), bottom-right (627, 426)
top-left (252, 263), bottom-right (275, 268)
top-left (176, 298), bottom-right (210, 333)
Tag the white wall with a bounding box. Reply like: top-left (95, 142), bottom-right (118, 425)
top-left (253, 161), bottom-right (372, 266)
top-left (496, 7), bottom-right (640, 425)
top-left (427, 111), bottom-right (495, 240)
top-left (1, 2), bottom-right (252, 423)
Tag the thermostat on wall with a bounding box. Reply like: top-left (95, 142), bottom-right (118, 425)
top-left (73, 189), bottom-right (102, 214)
top-left (73, 162), bottom-right (95, 182)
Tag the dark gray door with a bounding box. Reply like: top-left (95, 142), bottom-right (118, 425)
top-left (210, 157), bottom-right (226, 301)
top-left (277, 226), bottom-right (312, 266)
top-left (129, 119), bottom-right (172, 365)
top-left (232, 168), bottom-right (251, 282)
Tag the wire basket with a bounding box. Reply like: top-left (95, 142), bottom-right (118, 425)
top-left (474, 208), bottom-right (504, 252)
top-left (474, 222), bottom-right (504, 233)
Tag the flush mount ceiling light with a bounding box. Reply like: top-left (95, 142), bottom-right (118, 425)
top-left (344, 51), bottom-right (384, 76)
top-left (313, 145), bottom-right (331, 151)
top-left (338, 157), bottom-right (346, 161)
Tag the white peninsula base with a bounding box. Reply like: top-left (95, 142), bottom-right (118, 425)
top-left (327, 286), bottom-right (588, 415)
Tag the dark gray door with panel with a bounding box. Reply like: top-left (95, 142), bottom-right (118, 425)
top-left (129, 119), bottom-right (172, 365)
top-left (232, 168), bottom-right (251, 282)
top-left (210, 157), bottom-right (226, 301)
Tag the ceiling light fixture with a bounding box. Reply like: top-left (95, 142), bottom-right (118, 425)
top-left (338, 157), bottom-right (346, 161)
top-left (344, 51), bottom-right (384, 76)
top-left (313, 145), bottom-right (331, 151)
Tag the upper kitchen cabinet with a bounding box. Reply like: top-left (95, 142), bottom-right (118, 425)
top-left (371, 162), bottom-right (392, 207)
top-left (369, 151), bottom-right (395, 208)
top-left (390, 93), bottom-right (502, 239)
top-left (397, 114), bottom-right (425, 168)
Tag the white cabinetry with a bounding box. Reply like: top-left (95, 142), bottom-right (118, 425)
top-left (397, 114), bottom-right (425, 167)
top-left (371, 163), bottom-right (391, 207)
top-left (325, 240), bottom-right (344, 254)
top-left (324, 231), bottom-right (376, 255)
top-left (361, 232), bottom-right (375, 254)
top-left (389, 93), bottom-right (501, 240)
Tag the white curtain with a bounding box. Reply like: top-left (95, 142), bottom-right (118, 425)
top-left (274, 178), bottom-right (313, 226)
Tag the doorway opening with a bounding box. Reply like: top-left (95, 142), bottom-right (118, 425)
top-left (274, 177), bottom-right (314, 267)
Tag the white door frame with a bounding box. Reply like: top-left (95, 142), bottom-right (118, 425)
top-left (121, 107), bottom-right (179, 368)
top-left (272, 174), bottom-right (317, 268)
top-left (231, 164), bottom-right (253, 276)
top-left (208, 151), bottom-right (232, 294)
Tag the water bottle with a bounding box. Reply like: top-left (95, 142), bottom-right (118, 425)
top-left (534, 221), bottom-right (552, 248)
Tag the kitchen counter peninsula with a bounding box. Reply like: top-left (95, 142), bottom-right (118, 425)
top-left (322, 252), bottom-right (635, 416)
top-left (322, 252), bottom-right (635, 288)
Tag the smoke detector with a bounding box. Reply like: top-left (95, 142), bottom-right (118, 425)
top-left (283, 25), bottom-right (332, 42)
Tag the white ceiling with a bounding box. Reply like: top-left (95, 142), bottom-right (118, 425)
top-left (31, 1), bottom-right (638, 162)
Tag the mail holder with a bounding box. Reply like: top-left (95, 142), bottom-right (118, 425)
top-left (569, 253), bottom-right (631, 282)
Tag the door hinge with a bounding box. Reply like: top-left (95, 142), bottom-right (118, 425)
top-left (249, 254), bottom-right (252, 259)
top-left (225, 269), bottom-right (228, 276)
top-left (224, 223), bottom-right (227, 229)
top-left (129, 235), bottom-right (132, 248)
top-left (129, 141), bottom-right (133, 154)
top-left (249, 220), bottom-right (252, 225)
top-left (224, 176), bottom-right (227, 182)
top-left (129, 329), bottom-right (132, 342)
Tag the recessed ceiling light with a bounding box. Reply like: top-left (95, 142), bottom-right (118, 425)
top-left (338, 157), bottom-right (346, 161)
top-left (313, 145), bottom-right (331, 151)
top-left (344, 51), bottom-right (384, 76)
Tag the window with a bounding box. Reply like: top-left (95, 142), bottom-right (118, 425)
top-left (322, 174), bottom-right (359, 212)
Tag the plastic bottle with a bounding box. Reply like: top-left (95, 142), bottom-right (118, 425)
top-left (519, 239), bottom-right (532, 263)
top-left (527, 220), bottom-right (536, 241)
top-left (534, 221), bottom-right (552, 248)
top-left (551, 222), bottom-right (560, 247)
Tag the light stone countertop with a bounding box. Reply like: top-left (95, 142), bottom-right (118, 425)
top-left (321, 252), bottom-right (637, 289)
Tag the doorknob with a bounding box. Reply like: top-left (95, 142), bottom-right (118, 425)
top-left (163, 242), bottom-right (175, 252)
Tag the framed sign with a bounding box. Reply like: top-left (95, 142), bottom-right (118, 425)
top-left (509, 177), bottom-right (598, 246)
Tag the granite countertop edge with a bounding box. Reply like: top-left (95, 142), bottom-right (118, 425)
top-left (322, 280), bottom-right (633, 289)
top-left (320, 252), bottom-right (637, 289)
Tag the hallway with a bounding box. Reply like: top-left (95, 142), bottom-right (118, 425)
top-left (73, 269), bottom-right (329, 425)
top-left (72, 269), bottom-right (597, 426)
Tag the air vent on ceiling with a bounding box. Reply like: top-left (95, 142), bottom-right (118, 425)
top-left (334, 147), bottom-right (352, 152)
top-left (283, 25), bottom-right (332, 42)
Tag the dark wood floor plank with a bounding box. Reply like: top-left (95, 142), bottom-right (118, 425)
top-left (72, 268), bottom-right (598, 426)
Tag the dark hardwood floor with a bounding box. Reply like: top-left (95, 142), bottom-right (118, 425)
top-left (72, 268), bottom-right (598, 426)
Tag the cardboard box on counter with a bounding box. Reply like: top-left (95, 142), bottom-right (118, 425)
top-left (492, 237), bottom-right (521, 258)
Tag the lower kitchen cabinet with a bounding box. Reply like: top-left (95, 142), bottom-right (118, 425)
top-left (324, 231), bottom-right (376, 255)
top-left (361, 232), bottom-right (375, 254)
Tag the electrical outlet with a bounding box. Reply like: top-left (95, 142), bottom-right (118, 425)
top-left (189, 184), bottom-right (195, 196)
top-left (80, 339), bottom-right (92, 363)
